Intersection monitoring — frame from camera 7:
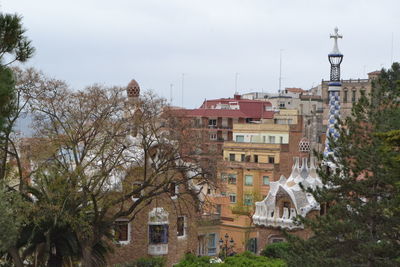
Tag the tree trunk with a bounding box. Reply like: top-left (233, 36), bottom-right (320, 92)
top-left (0, 137), bottom-right (9, 180)
top-left (82, 246), bottom-right (92, 267)
top-left (47, 253), bottom-right (63, 267)
top-left (8, 246), bottom-right (24, 267)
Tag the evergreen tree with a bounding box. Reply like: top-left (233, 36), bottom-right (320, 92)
top-left (284, 63), bottom-right (400, 267)
top-left (0, 13), bottom-right (34, 180)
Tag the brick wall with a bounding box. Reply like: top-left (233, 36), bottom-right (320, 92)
top-left (107, 194), bottom-right (199, 267)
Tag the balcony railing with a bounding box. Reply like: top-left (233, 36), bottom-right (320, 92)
top-left (197, 213), bottom-right (221, 226)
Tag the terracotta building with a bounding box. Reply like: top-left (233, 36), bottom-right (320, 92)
top-left (107, 79), bottom-right (204, 267)
top-left (196, 110), bottom-right (308, 256)
top-left (175, 94), bottom-right (275, 154)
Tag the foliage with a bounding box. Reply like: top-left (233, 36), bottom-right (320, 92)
top-left (0, 67), bottom-right (215, 267)
top-left (0, 13), bottom-right (35, 65)
top-left (175, 252), bottom-right (286, 267)
top-left (0, 184), bottom-right (29, 252)
top-left (115, 256), bottom-right (165, 267)
top-left (261, 242), bottom-right (291, 259)
top-left (283, 63), bottom-right (400, 266)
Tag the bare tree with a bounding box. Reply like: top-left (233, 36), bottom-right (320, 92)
top-left (20, 75), bottom-right (215, 266)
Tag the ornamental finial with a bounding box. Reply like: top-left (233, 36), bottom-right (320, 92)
top-left (330, 27), bottom-right (343, 54)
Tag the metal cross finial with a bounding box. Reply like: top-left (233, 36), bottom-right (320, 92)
top-left (330, 27), bottom-right (342, 54)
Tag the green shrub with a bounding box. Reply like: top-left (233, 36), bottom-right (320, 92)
top-left (174, 253), bottom-right (213, 267)
top-left (175, 252), bottom-right (286, 267)
top-left (115, 256), bottom-right (165, 267)
top-left (221, 251), bottom-right (286, 267)
top-left (261, 242), bottom-right (291, 259)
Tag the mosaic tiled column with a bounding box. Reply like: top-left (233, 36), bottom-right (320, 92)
top-left (324, 87), bottom-right (340, 157)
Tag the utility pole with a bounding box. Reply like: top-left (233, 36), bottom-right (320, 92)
top-left (181, 73), bottom-right (185, 108)
top-left (279, 49), bottom-right (283, 94)
top-left (169, 83), bottom-right (173, 104)
top-left (390, 32), bottom-right (394, 65)
top-left (235, 72), bottom-right (239, 94)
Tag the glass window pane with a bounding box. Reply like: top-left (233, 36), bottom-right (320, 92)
top-left (263, 176), bottom-right (270, 185)
top-left (245, 175), bottom-right (253, 186)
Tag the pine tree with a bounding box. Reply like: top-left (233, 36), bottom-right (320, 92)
top-left (0, 13), bottom-right (34, 180)
top-left (284, 63), bottom-right (400, 267)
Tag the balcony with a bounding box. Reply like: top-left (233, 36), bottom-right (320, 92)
top-left (222, 161), bottom-right (275, 170)
top-left (197, 213), bottom-right (221, 226)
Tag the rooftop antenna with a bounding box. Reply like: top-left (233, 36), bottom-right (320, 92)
top-left (390, 32), bottom-right (394, 65)
top-left (181, 73), bottom-right (185, 107)
top-left (279, 49), bottom-right (283, 95)
top-left (235, 72), bottom-right (239, 94)
top-left (169, 83), bottom-right (173, 104)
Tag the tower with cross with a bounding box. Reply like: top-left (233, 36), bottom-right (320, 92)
top-left (324, 27), bottom-right (343, 158)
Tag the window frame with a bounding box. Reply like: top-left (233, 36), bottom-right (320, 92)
top-left (235, 135), bottom-right (244, 142)
top-left (229, 193), bottom-right (237, 203)
top-left (228, 174), bottom-right (237, 184)
top-left (244, 175), bottom-right (253, 186)
top-left (149, 224), bottom-right (169, 244)
top-left (177, 216), bottom-right (186, 238)
top-left (262, 176), bottom-right (270, 185)
top-left (114, 219), bottom-right (131, 245)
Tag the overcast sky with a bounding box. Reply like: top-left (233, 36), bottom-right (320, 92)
top-left (2, 0), bottom-right (400, 108)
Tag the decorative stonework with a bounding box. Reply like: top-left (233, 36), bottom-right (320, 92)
top-left (253, 157), bottom-right (322, 229)
top-left (127, 79), bottom-right (140, 98)
top-left (299, 137), bottom-right (311, 152)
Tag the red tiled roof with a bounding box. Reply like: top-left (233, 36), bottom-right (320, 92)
top-left (171, 97), bottom-right (274, 119)
top-left (286, 87), bottom-right (305, 93)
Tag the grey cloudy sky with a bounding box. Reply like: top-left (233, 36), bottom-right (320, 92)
top-left (2, 0), bottom-right (400, 108)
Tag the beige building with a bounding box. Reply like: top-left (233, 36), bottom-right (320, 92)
top-left (321, 71), bottom-right (379, 126)
top-left (197, 113), bottom-right (308, 256)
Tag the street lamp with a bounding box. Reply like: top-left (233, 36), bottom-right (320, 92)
top-left (219, 233), bottom-right (235, 260)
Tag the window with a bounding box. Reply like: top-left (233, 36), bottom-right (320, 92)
top-left (343, 90), bottom-right (348, 103)
top-left (207, 188), bottom-right (211, 195)
top-left (208, 119), bottom-right (217, 128)
top-left (228, 174), bottom-right (237, 184)
top-left (229, 193), bottom-right (237, 203)
top-left (236, 135), bottom-right (244, 142)
top-left (247, 238), bottom-right (258, 253)
top-left (132, 182), bottom-right (143, 199)
top-left (245, 175), bottom-right (253, 186)
top-left (229, 153), bottom-right (235, 161)
top-left (268, 136), bottom-right (275, 144)
top-left (254, 155), bottom-right (258, 163)
top-left (241, 154), bottom-right (245, 162)
top-left (149, 225), bottom-right (168, 244)
top-left (221, 173), bottom-right (228, 182)
top-left (263, 176), bottom-right (270, 185)
top-left (280, 136), bottom-right (283, 144)
top-left (114, 220), bottom-right (130, 243)
top-left (169, 182), bottom-right (178, 197)
top-left (216, 204), bottom-right (222, 214)
top-left (263, 136), bottom-right (266, 143)
top-left (244, 194), bottom-right (253, 206)
top-left (352, 90), bottom-right (356, 102)
top-left (207, 234), bottom-right (217, 255)
top-left (268, 156), bottom-right (275, 164)
top-left (177, 216), bottom-right (185, 237)
top-left (209, 133), bottom-right (217, 140)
